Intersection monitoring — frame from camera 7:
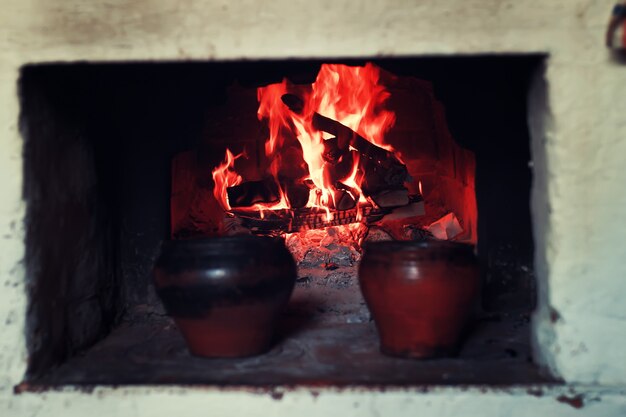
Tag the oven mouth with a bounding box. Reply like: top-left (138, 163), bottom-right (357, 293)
top-left (19, 54), bottom-right (550, 388)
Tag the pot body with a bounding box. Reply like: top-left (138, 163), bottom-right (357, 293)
top-left (153, 236), bottom-right (296, 358)
top-left (359, 240), bottom-right (479, 358)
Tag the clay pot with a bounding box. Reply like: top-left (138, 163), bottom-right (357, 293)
top-left (153, 236), bottom-right (296, 358)
top-left (359, 239), bottom-right (479, 359)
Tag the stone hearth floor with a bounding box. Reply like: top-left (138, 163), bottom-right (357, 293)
top-left (33, 267), bottom-right (555, 387)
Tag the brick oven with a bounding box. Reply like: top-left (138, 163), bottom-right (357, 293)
top-left (1, 1), bottom-right (626, 416)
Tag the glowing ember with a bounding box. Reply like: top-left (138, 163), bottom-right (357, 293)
top-left (212, 62), bottom-right (405, 226)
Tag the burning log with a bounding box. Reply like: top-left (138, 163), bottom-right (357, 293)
top-left (231, 204), bottom-right (379, 235)
top-left (281, 94), bottom-right (404, 165)
top-left (228, 194), bottom-right (422, 236)
top-left (379, 198), bottom-right (425, 221)
top-left (281, 93), bottom-right (304, 113)
top-left (226, 177), bottom-right (280, 208)
top-left (360, 159), bottom-right (408, 196)
top-left (312, 112), bottom-right (393, 164)
top-left (335, 181), bottom-right (359, 199)
top-left (281, 93), bottom-right (409, 195)
top-left (283, 182), bottom-right (310, 209)
top-left (328, 186), bottom-right (357, 211)
top-left (322, 137), bottom-right (348, 165)
top-left (371, 189), bottom-right (410, 208)
top-left (322, 145), bottom-right (357, 188)
top-left (228, 177), bottom-right (311, 209)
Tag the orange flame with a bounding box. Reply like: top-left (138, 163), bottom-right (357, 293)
top-left (213, 63), bottom-right (400, 221)
top-left (311, 63), bottom-right (395, 149)
top-left (211, 149), bottom-right (243, 210)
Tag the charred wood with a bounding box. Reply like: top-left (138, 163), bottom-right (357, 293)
top-left (230, 204), bottom-right (390, 235)
top-left (322, 148), bottom-right (357, 186)
top-left (281, 93), bottom-right (305, 114)
top-left (281, 93), bottom-right (409, 195)
top-left (335, 181), bottom-right (360, 201)
top-left (328, 187), bottom-right (357, 211)
top-left (226, 177), bottom-right (280, 208)
top-left (281, 93), bottom-right (398, 164)
top-left (322, 136), bottom-right (348, 164)
top-left (283, 182), bottom-right (310, 209)
top-left (311, 112), bottom-right (393, 164)
top-left (370, 189), bottom-right (410, 208)
top-left (361, 157), bottom-right (408, 196)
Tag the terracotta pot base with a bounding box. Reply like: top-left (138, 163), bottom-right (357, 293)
top-left (153, 236), bottom-right (296, 359)
top-left (359, 240), bottom-right (479, 359)
top-left (380, 344), bottom-right (456, 359)
top-left (174, 302), bottom-right (280, 358)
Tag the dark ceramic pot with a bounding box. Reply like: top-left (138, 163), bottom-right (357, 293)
top-left (153, 236), bottom-right (296, 358)
top-left (359, 239), bottom-right (479, 359)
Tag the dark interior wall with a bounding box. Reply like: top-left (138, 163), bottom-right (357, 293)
top-left (20, 67), bottom-right (123, 378)
top-left (20, 57), bottom-right (541, 378)
top-left (20, 64), bottom-right (221, 378)
top-left (109, 66), bottom-right (218, 309)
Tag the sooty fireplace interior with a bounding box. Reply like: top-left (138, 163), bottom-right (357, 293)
top-left (19, 56), bottom-right (554, 388)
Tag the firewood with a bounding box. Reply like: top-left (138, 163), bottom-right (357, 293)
top-left (281, 93), bottom-right (304, 114)
top-left (322, 136), bottom-right (348, 164)
top-left (283, 182), bottom-right (310, 209)
top-left (281, 93), bottom-right (408, 191)
top-left (361, 158), bottom-right (408, 196)
top-left (312, 112), bottom-right (391, 164)
top-left (379, 200), bottom-right (425, 220)
top-left (226, 177), bottom-right (280, 208)
top-left (335, 181), bottom-right (360, 201)
top-left (322, 148), bottom-right (357, 187)
top-left (281, 93), bottom-right (399, 165)
top-left (230, 203), bottom-right (392, 234)
top-left (329, 187), bottom-right (357, 211)
top-left (370, 189), bottom-right (410, 208)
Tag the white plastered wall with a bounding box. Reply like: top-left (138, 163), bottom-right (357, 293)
top-left (0, 0), bottom-right (625, 415)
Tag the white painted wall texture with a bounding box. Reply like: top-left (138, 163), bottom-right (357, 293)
top-left (0, 0), bottom-right (625, 415)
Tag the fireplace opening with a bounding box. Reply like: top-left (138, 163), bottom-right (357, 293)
top-left (19, 56), bottom-right (554, 387)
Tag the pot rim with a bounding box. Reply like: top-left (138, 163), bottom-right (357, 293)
top-left (160, 235), bottom-right (283, 250)
top-left (363, 239), bottom-right (475, 254)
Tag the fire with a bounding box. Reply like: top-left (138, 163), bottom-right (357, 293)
top-left (211, 149), bottom-right (243, 210)
top-left (212, 62), bottom-right (401, 222)
top-left (309, 63), bottom-right (395, 149)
